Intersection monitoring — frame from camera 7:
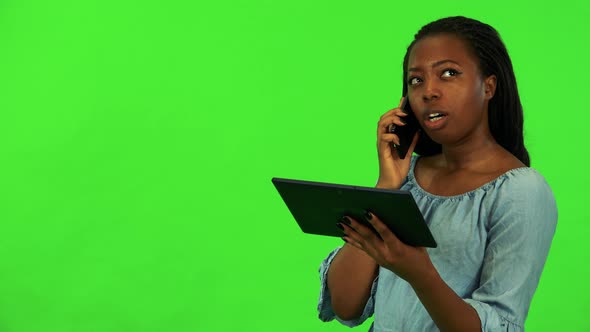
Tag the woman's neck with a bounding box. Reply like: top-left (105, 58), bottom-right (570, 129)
top-left (437, 134), bottom-right (502, 172)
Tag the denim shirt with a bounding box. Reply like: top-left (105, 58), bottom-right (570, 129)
top-left (318, 156), bottom-right (557, 331)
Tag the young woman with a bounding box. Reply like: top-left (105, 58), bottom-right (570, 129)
top-left (318, 16), bottom-right (557, 332)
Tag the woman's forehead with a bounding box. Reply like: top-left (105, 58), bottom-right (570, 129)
top-left (408, 34), bottom-right (478, 69)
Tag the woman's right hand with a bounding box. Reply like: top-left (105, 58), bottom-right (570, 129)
top-left (375, 97), bottom-right (420, 190)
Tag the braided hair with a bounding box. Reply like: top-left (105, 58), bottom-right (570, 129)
top-left (403, 16), bottom-right (530, 166)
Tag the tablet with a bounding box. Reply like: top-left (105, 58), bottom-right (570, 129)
top-left (272, 177), bottom-right (437, 248)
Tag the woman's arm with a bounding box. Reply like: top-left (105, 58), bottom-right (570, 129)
top-left (461, 171), bottom-right (558, 330)
top-left (411, 269), bottom-right (481, 332)
top-left (326, 242), bottom-right (379, 320)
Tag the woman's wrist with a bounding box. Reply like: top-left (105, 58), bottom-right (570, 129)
top-left (408, 262), bottom-right (440, 293)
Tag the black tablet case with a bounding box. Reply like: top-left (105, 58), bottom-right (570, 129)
top-left (272, 177), bottom-right (437, 248)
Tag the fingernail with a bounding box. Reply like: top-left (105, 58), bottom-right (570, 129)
top-left (336, 223), bottom-right (344, 231)
top-left (342, 237), bottom-right (348, 243)
top-left (340, 216), bottom-right (351, 225)
top-left (364, 210), bottom-right (373, 221)
top-left (400, 118), bottom-right (407, 125)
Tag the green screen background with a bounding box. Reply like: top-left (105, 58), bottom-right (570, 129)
top-left (0, 0), bottom-right (588, 331)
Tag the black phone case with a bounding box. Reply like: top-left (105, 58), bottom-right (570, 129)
top-left (389, 98), bottom-right (420, 159)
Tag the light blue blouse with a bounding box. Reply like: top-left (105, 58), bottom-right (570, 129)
top-left (318, 156), bottom-right (557, 331)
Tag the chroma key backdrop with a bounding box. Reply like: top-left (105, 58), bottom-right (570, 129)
top-left (0, 0), bottom-right (588, 331)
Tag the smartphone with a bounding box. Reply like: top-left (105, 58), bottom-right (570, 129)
top-left (389, 97), bottom-right (420, 159)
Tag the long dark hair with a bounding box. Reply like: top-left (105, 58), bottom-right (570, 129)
top-left (402, 16), bottom-right (530, 166)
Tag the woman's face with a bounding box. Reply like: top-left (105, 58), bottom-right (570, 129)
top-left (406, 33), bottom-right (496, 146)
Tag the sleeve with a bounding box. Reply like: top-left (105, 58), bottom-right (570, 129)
top-left (464, 171), bottom-right (558, 331)
top-left (317, 246), bottom-right (379, 327)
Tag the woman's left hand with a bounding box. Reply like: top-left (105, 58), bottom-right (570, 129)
top-left (340, 211), bottom-right (436, 285)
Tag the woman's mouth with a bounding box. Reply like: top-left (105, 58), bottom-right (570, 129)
top-left (423, 112), bottom-right (448, 130)
top-left (428, 113), bottom-right (445, 122)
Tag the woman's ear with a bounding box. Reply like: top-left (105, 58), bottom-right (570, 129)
top-left (484, 75), bottom-right (497, 100)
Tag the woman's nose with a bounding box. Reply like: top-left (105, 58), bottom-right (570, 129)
top-left (422, 80), bottom-right (441, 102)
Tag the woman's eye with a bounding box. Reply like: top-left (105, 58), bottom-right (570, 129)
top-left (441, 69), bottom-right (460, 77)
top-left (408, 77), bottom-right (421, 85)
